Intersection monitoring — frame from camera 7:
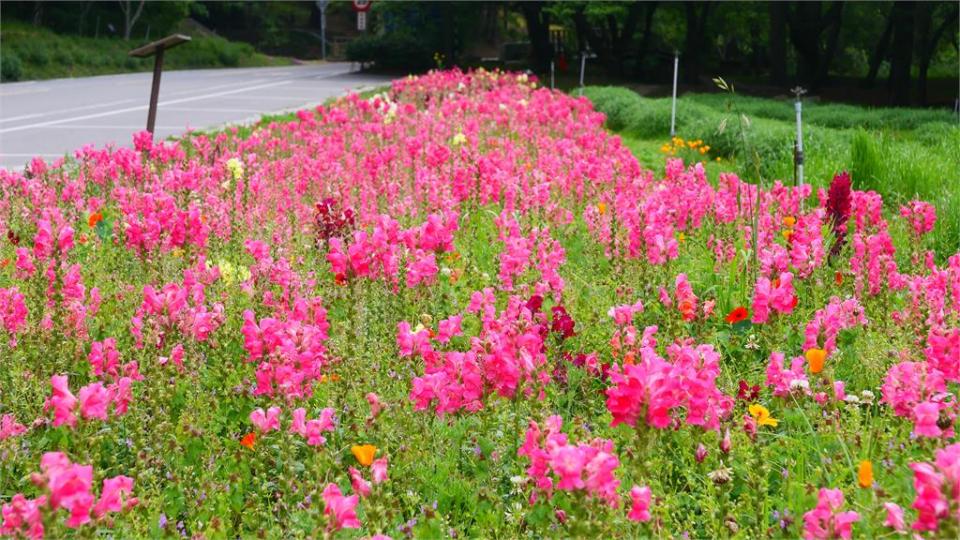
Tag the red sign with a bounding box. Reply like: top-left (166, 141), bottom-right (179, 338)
top-left (352, 0), bottom-right (371, 12)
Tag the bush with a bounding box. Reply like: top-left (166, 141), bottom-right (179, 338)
top-left (346, 34), bottom-right (432, 72)
top-left (1, 51), bottom-right (23, 82)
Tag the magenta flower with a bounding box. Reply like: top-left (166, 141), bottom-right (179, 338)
top-left (321, 483), bottom-right (361, 530)
top-left (802, 488), bottom-right (859, 539)
top-left (627, 485), bottom-right (652, 522)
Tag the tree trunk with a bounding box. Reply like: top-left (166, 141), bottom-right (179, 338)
top-left (682, 2), bottom-right (712, 84)
top-left (864, 5), bottom-right (895, 88)
top-left (888, 1), bottom-right (916, 106)
top-left (769, 2), bottom-right (788, 86)
top-left (120, 0), bottom-right (147, 41)
top-left (520, 2), bottom-right (553, 73)
top-left (789, 1), bottom-right (824, 88)
top-left (916, 5), bottom-right (958, 106)
top-left (635, 2), bottom-right (658, 76)
top-left (815, 2), bottom-right (844, 87)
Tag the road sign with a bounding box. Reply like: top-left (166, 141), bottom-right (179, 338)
top-left (357, 11), bottom-right (367, 31)
top-left (352, 0), bottom-right (371, 12)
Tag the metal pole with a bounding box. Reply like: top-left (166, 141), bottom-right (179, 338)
top-left (146, 47), bottom-right (164, 134)
top-left (578, 53), bottom-right (586, 96)
top-left (670, 51), bottom-right (679, 137)
top-left (794, 94), bottom-right (805, 189)
top-left (550, 60), bottom-right (555, 90)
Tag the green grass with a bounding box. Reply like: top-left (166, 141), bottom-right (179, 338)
top-left (0, 20), bottom-right (290, 82)
top-left (583, 85), bottom-right (960, 256)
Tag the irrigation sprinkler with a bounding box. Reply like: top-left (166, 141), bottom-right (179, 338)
top-left (792, 86), bottom-right (807, 189)
top-left (670, 51), bottom-right (679, 138)
top-left (129, 34), bottom-right (191, 135)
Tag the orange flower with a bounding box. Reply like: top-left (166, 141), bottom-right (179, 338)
top-left (782, 216), bottom-right (796, 228)
top-left (0, 258), bottom-right (9, 268)
top-left (782, 229), bottom-right (794, 241)
top-left (87, 211), bottom-right (103, 228)
top-left (805, 348), bottom-right (827, 374)
top-left (240, 432), bottom-right (256, 449)
top-left (725, 306), bottom-right (749, 324)
top-left (351, 444), bottom-right (377, 467)
top-left (623, 352), bottom-right (636, 365)
top-left (835, 271), bottom-right (843, 286)
top-left (857, 460), bottom-right (873, 488)
top-left (597, 202), bottom-right (607, 215)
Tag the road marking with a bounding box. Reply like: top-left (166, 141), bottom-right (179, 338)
top-left (36, 125), bottom-right (183, 129)
top-left (0, 80), bottom-right (293, 134)
top-left (0, 113), bottom-right (44, 124)
top-left (0, 153), bottom-right (64, 157)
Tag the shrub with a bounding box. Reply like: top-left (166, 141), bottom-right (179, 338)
top-left (1, 51), bottom-right (23, 82)
top-left (346, 34), bottom-right (432, 72)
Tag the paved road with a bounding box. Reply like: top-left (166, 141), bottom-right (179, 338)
top-left (0, 63), bottom-right (391, 171)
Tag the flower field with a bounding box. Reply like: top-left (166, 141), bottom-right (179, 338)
top-left (1, 69), bottom-right (959, 538)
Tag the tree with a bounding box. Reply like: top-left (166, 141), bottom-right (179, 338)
top-left (118, 0), bottom-right (146, 41)
top-left (863, 3), bottom-right (894, 88)
top-left (519, 1), bottom-right (553, 73)
top-left (768, 2), bottom-right (788, 85)
top-left (888, 1), bottom-right (915, 105)
top-left (915, 3), bottom-right (959, 105)
top-left (787, 1), bottom-right (844, 89)
top-left (682, 2), bottom-right (712, 84)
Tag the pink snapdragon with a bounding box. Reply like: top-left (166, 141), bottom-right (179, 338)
top-left (802, 488), bottom-right (859, 539)
top-left (751, 272), bottom-right (797, 323)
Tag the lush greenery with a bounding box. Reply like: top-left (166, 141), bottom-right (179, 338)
top-left (583, 85), bottom-right (960, 257)
top-left (1, 69), bottom-right (959, 539)
top-left (0, 20), bottom-right (288, 82)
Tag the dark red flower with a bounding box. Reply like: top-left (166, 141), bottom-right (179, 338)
top-left (826, 171), bottom-right (852, 256)
top-left (737, 380), bottom-right (760, 401)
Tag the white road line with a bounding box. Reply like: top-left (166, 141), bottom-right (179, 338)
top-left (0, 113), bottom-right (44, 124)
top-left (215, 95), bottom-right (323, 101)
top-left (164, 79), bottom-right (267, 97)
top-left (0, 80), bottom-right (293, 134)
top-left (0, 153), bottom-right (64, 157)
top-left (35, 125), bottom-right (183, 129)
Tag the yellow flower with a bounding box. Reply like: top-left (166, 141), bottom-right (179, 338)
top-left (226, 157), bottom-right (244, 182)
top-left (748, 404), bottom-right (779, 427)
top-left (351, 444), bottom-right (377, 467)
top-left (597, 202), bottom-right (607, 215)
top-left (677, 232), bottom-right (685, 243)
top-left (857, 460), bottom-right (873, 488)
top-left (782, 216), bottom-right (797, 228)
top-left (451, 132), bottom-right (467, 146)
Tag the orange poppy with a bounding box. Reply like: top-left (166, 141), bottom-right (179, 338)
top-left (88, 211), bottom-right (103, 228)
top-left (782, 216), bottom-right (796, 228)
top-left (240, 432), bottom-right (256, 449)
top-left (597, 202), bottom-right (607, 215)
top-left (725, 306), bottom-right (749, 324)
top-left (805, 348), bottom-right (827, 374)
top-left (782, 229), bottom-right (794, 242)
top-left (857, 460), bottom-right (873, 488)
top-left (835, 271), bottom-right (843, 286)
top-left (351, 444), bottom-right (377, 467)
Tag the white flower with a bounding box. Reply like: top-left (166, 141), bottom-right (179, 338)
top-left (844, 395), bottom-right (861, 404)
top-left (860, 390), bottom-right (875, 403)
top-left (790, 379), bottom-right (810, 391)
top-left (451, 132), bottom-right (467, 146)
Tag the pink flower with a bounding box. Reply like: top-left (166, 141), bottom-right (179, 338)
top-left (92, 476), bottom-right (136, 518)
top-left (41, 452), bottom-right (95, 528)
top-left (45, 375), bottom-right (78, 428)
top-left (371, 457), bottom-right (389, 484)
top-left (78, 382), bottom-right (111, 421)
top-left (0, 414), bottom-right (27, 441)
top-left (250, 406), bottom-right (282, 432)
top-left (366, 392), bottom-right (383, 419)
top-left (1, 494), bottom-right (46, 539)
top-left (913, 401), bottom-right (943, 438)
top-left (627, 485), bottom-right (652, 522)
top-left (303, 408), bottom-right (336, 446)
top-left (802, 488), bottom-right (859, 539)
top-left (751, 272), bottom-right (797, 323)
top-left (881, 502), bottom-right (905, 532)
top-left (321, 483), bottom-right (361, 530)
top-left (349, 467), bottom-right (372, 497)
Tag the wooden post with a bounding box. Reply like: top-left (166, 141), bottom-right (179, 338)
top-left (129, 34), bottom-right (191, 135)
top-left (670, 51), bottom-right (679, 137)
top-left (146, 47), bottom-right (164, 134)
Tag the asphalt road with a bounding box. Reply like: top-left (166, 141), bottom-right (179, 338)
top-left (0, 63), bottom-right (391, 171)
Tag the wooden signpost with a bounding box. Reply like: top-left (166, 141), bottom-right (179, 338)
top-left (129, 34), bottom-right (191, 134)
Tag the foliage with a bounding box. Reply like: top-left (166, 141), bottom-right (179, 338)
top-left (0, 69), bottom-right (959, 539)
top-left (346, 33), bottom-right (433, 72)
top-left (0, 20), bottom-right (288, 82)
